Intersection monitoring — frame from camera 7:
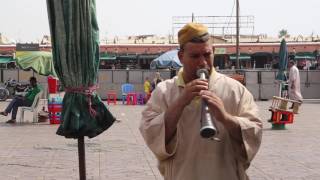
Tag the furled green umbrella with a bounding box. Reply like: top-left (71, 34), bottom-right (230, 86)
top-left (276, 39), bottom-right (288, 81)
top-left (46, 1), bottom-right (115, 179)
top-left (276, 39), bottom-right (288, 97)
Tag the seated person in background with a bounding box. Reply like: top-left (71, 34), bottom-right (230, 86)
top-left (0, 77), bottom-right (41, 124)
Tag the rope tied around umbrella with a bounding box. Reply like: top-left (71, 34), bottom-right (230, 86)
top-left (65, 85), bottom-right (98, 117)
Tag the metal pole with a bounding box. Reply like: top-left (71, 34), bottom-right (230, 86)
top-left (78, 137), bottom-right (86, 180)
top-left (236, 0), bottom-right (240, 69)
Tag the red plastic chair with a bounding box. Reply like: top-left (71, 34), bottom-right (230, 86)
top-left (107, 90), bottom-right (117, 105)
top-left (270, 109), bottom-right (294, 124)
top-left (121, 83), bottom-right (134, 104)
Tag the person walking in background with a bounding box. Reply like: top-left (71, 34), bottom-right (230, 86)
top-left (288, 60), bottom-right (303, 103)
top-left (139, 22), bottom-right (262, 180)
top-left (151, 72), bottom-right (163, 90)
top-left (0, 77), bottom-right (41, 123)
top-left (143, 77), bottom-right (152, 103)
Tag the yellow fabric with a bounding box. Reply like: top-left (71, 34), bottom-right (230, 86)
top-left (176, 67), bottom-right (217, 106)
top-left (144, 80), bottom-right (151, 94)
top-left (176, 67), bottom-right (216, 87)
top-left (176, 68), bottom-right (185, 87)
top-left (178, 23), bottom-right (208, 46)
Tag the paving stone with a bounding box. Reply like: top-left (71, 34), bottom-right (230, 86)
top-left (0, 101), bottom-right (319, 179)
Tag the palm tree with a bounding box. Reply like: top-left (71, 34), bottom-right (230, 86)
top-left (279, 29), bottom-right (289, 38)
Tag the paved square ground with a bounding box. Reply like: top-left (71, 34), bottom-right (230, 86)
top-left (0, 100), bottom-right (319, 180)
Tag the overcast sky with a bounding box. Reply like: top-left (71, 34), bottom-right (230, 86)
top-left (1, 0), bottom-right (320, 42)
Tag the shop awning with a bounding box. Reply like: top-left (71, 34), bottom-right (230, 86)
top-left (138, 54), bottom-right (159, 59)
top-left (0, 56), bottom-right (15, 64)
top-left (229, 53), bottom-right (251, 61)
top-left (100, 54), bottom-right (116, 61)
top-left (294, 52), bottom-right (316, 60)
top-left (117, 54), bottom-right (138, 61)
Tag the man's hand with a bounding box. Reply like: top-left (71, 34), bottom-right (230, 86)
top-left (179, 79), bottom-right (209, 107)
top-left (199, 90), bottom-right (229, 122)
top-left (164, 78), bottom-right (208, 144)
top-left (199, 90), bottom-right (243, 142)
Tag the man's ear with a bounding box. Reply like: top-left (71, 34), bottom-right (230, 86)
top-left (178, 50), bottom-right (184, 65)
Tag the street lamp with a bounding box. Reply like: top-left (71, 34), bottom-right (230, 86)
top-left (236, 0), bottom-right (240, 69)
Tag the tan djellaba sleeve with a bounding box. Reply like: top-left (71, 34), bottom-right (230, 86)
top-left (139, 80), bottom-right (178, 162)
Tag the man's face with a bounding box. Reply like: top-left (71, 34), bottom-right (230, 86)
top-left (178, 41), bottom-right (214, 82)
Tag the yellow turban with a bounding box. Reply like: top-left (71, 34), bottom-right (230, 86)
top-left (178, 23), bottom-right (208, 46)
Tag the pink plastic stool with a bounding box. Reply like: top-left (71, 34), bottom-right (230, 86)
top-left (107, 91), bottom-right (117, 105)
top-left (126, 92), bottom-right (137, 105)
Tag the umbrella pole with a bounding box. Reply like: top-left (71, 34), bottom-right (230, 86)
top-left (279, 81), bottom-right (282, 97)
top-left (78, 136), bottom-right (86, 180)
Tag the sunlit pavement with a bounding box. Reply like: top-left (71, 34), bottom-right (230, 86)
top-left (0, 100), bottom-right (319, 180)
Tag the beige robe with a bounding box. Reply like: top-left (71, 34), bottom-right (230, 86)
top-left (140, 71), bottom-right (262, 180)
top-left (288, 65), bottom-right (303, 101)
